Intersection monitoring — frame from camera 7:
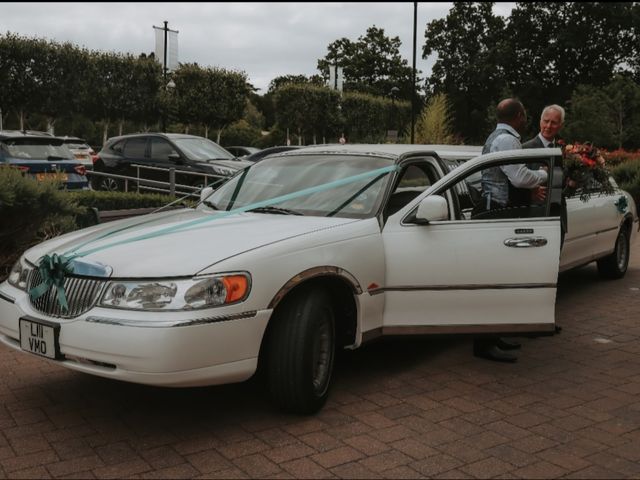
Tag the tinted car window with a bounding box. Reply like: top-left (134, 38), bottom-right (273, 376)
top-left (123, 138), bottom-right (147, 158)
top-left (173, 137), bottom-right (234, 161)
top-left (150, 138), bottom-right (177, 161)
top-left (111, 140), bottom-right (125, 154)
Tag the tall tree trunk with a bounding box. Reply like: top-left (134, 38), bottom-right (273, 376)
top-left (19, 109), bottom-right (25, 131)
top-left (204, 125), bottom-right (209, 138)
top-left (118, 120), bottom-right (124, 136)
top-left (103, 121), bottom-right (110, 145)
top-left (298, 127), bottom-right (302, 146)
top-left (46, 117), bottom-right (56, 135)
top-left (185, 125), bottom-right (190, 134)
top-left (313, 133), bottom-right (317, 144)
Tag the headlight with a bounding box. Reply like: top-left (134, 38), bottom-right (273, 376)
top-left (8, 257), bottom-right (30, 291)
top-left (99, 273), bottom-right (250, 310)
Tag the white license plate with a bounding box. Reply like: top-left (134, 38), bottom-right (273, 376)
top-left (19, 318), bottom-right (61, 360)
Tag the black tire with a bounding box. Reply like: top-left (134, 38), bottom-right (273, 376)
top-left (597, 226), bottom-right (630, 279)
top-left (266, 287), bottom-right (335, 414)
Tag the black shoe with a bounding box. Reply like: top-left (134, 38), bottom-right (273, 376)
top-left (496, 338), bottom-right (521, 350)
top-left (474, 345), bottom-right (518, 363)
top-left (555, 325), bottom-right (562, 334)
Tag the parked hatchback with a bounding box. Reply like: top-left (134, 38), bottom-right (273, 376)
top-left (0, 131), bottom-right (89, 189)
top-left (93, 133), bottom-right (252, 192)
top-left (60, 136), bottom-right (95, 170)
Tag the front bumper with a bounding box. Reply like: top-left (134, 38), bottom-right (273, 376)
top-left (0, 282), bottom-right (271, 387)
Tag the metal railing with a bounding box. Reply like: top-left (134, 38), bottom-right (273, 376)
top-left (86, 164), bottom-right (228, 197)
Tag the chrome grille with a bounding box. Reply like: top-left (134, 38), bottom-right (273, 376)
top-left (28, 269), bottom-right (107, 318)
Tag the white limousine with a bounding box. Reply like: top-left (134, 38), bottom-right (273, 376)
top-left (1, 145), bottom-right (637, 413)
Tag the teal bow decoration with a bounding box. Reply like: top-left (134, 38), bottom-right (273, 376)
top-left (615, 196), bottom-right (628, 214)
top-left (29, 254), bottom-right (75, 313)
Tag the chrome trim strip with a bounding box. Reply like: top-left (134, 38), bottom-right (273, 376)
top-left (567, 226), bottom-right (618, 243)
top-left (361, 323), bottom-right (554, 343)
top-left (374, 323), bottom-right (555, 337)
top-left (368, 283), bottom-right (556, 295)
top-left (0, 290), bottom-right (15, 304)
top-left (268, 266), bottom-right (363, 309)
top-left (401, 216), bottom-right (561, 228)
top-left (85, 310), bottom-right (258, 328)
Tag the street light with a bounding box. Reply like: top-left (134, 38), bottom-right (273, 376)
top-left (388, 86), bottom-right (400, 143)
top-left (162, 79), bottom-right (176, 133)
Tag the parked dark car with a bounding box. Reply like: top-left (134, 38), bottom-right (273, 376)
top-left (224, 146), bottom-right (260, 158)
top-left (0, 131), bottom-right (89, 189)
top-left (93, 133), bottom-right (252, 192)
top-left (244, 145), bottom-right (302, 162)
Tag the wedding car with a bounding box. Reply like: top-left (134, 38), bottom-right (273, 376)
top-left (1, 145), bottom-right (636, 414)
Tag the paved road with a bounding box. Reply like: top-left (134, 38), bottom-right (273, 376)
top-left (1, 238), bottom-right (639, 478)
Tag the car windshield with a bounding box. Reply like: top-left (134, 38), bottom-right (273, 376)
top-left (205, 154), bottom-right (395, 218)
top-left (173, 137), bottom-right (235, 161)
top-left (2, 140), bottom-right (74, 160)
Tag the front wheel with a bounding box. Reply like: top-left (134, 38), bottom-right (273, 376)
top-left (597, 226), bottom-right (630, 279)
top-left (266, 287), bottom-right (335, 414)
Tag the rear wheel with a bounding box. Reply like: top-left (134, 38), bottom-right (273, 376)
top-left (266, 287), bottom-right (335, 414)
top-left (597, 226), bottom-right (630, 279)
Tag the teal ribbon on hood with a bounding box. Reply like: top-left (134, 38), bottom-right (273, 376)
top-left (29, 164), bottom-right (399, 310)
top-left (28, 253), bottom-right (75, 313)
top-left (615, 195), bottom-right (628, 213)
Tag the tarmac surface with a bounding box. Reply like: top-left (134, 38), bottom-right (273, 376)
top-left (1, 237), bottom-right (639, 478)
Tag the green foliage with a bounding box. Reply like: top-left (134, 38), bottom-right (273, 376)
top-left (611, 159), bottom-right (640, 208)
top-left (171, 64), bottom-right (249, 140)
top-left (268, 74), bottom-right (325, 93)
top-left (219, 119), bottom-right (262, 147)
top-left (317, 26), bottom-right (417, 101)
top-left (341, 92), bottom-right (390, 143)
top-left (423, 3), bottom-right (506, 144)
top-left (562, 75), bottom-right (640, 150)
top-left (504, 2), bottom-right (635, 122)
top-left (0, 166), bottom-right (82, 253)
top-left (274, 84), bottom-right (342, 144)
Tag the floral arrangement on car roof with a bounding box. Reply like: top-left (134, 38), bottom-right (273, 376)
top-left (559, 140), bottom-right (615, 202)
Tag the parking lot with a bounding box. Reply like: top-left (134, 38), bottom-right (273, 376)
top-left (1, 237), bottom-right (639, 479)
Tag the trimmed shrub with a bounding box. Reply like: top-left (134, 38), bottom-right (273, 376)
top-left (68, 190), bottom-right (195, 227)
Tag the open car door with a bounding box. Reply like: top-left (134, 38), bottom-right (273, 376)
top-left (380, 149), bottom-right (563, 336)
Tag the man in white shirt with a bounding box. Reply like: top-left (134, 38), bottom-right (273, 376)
top-left (479, 98), bottom-right (548, 210)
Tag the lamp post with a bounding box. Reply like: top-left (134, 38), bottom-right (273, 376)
top-left (162, 79), bottom-right (176, 133)
top-left (389, 86), bottom-right (400, 143)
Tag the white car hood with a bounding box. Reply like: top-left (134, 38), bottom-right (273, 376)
top-left (25, 209), bottom-right (359, 277)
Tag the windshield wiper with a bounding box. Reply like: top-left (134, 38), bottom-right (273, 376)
top-left (203, 199), bottom-right (220, 210)
top-left (250, 206), bottom-right (302, 215)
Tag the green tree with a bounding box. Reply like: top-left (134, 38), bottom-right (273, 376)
top-left (503, 2), bottom-right (635, 124)
top-left (0, 33), bottom-right (50, 130)
top-left (423, 2), bottom-right (506, 143)
top-left (171, 64), bottom-right (249, 141)
top-left (274, 84), bottom-right (341, 145)
top-left (318, 26), bottom-right (417, 100)
top-left (563, 85), bottom-right (615, 148)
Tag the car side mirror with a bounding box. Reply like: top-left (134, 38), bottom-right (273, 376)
top-left (414, 195), bottom-right (449, 224)
top-left (200, 186), bottom-right (214, 202)
top-left (168, 153), bottom-right (183, 164)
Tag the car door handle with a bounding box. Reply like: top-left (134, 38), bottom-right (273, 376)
top-left (504, 236), bottom-right (548, 248)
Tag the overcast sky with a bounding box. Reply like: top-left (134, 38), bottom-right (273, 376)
top-left (1, 2), bottom-right (516, 93)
